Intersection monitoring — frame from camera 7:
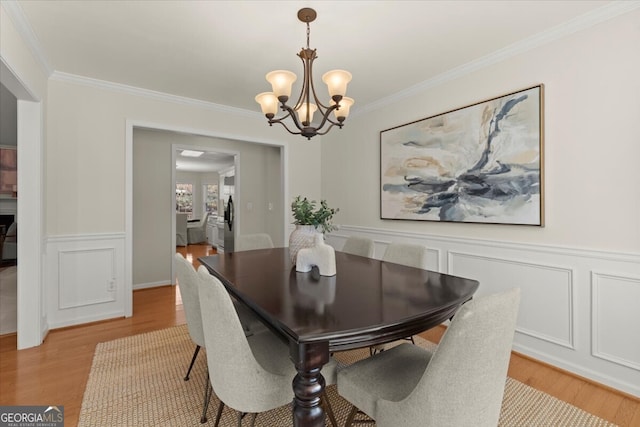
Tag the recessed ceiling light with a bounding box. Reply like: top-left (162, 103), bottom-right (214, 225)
top-left (181, 150), bottom-right (204, 157)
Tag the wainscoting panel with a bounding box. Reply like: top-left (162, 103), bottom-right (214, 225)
top-left (45, 233), bottom-right (125, 329)
top-left (58, 248), bottom-right (117, 309)
top-left (328, 226), bottom-right (640, 397)
top-left (591, 271), bottom-right (640, 370)
top-left (448, 251), bottom-right (574, 349)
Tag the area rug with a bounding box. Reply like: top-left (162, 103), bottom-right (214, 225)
top-left (78, 325), bottom-right (616, 426)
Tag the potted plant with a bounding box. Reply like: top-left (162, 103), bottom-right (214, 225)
top-left (289, 196), bottom-right (339, 263)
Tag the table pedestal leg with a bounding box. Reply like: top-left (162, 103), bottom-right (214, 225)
top-left (290, 341), bottom-right (329, 427)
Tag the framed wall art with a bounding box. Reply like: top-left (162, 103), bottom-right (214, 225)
top-left (380, 84), bottom-right (544, 226)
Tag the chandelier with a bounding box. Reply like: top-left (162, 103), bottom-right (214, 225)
top-left (255, 8), bottom-right (354, 140)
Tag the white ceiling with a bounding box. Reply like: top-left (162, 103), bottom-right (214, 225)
top-left (15, 0), bottom-right (621, 115)
top-left (176, 149), bottom-right (234, 173)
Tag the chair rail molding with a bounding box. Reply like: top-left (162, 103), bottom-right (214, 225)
top-left (327, 224), bottom-right (640, 398)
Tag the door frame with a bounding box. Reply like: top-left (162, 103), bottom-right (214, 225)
top-left (0, 57), bottom-right (45, 349)
top-left (171, 144), bottom-right (239, 285)
top-left (125, 120), bottom-right (288, 316)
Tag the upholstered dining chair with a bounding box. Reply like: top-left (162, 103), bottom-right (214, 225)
top-left (337, 288), bottom-right (521, 427)
top-left (175, 253), bottom-right (206, 382)
top-left (176, 213), bottom-right (188, 247)
top-left (370, 242), bottom-right (430, 353)
top-left (175, 253), bottom-right (263, 380)
top-left (196, 266), bottom-right (338, 427)
top-left (341, 236), bottom-right (374, 258)
top-left (235, 233), bottom-right (274, 251)
top-left (381, 242), bottom-right (428, 269)
top-left (187, 213), bottom-right (209, 244)
top-left (174, 252), bottom-right (211, 422)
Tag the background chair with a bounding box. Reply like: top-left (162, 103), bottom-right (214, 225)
top-left (235, 233), bottom-right (274, 251)
top-left (187, 213), bottom-right (209, 244)
top-left (176, 213), bottom-right (188, 247)
top-left (338, 288), bottom-right (520, 427)
top-left (371, 242), bottom-right (430, 353)
top-left (381, 242), bottom-right (428, 269)
top-left (342, 236), bottom-right (374, 258)
top-left (197, 266), bottom-right (338, 426)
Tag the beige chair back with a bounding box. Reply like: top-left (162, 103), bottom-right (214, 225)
top-left (376, 288), bottom-right (521, 426)
top-left (174, 253), bottom-right (205, 347)
top-left (382, 243), bottom-right (428, 269)
top-left (342, 236), bottom-right (374, 258)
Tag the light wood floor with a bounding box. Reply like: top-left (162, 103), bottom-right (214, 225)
top-left (1, 244), bottom-right (638, 426)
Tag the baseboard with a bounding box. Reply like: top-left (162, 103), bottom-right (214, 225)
top-left (133, 280), bottom-right (173, 290)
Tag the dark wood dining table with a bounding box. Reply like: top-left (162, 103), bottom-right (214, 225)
top-left (199, 247), bottom-right (479, 427)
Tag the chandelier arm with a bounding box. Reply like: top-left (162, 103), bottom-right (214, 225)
top-left (269, 119), bottom-right (304, 136)
top-left (315, 122), bottom-right (338, 136)
top-left (307, 59), bottom-right (331, 111)
top-left (275, 104), bottom-right (306, 133)
top-left (312, 104), bottom-right (342, 133)
top-left (292, 52), bottom-right (310, 111)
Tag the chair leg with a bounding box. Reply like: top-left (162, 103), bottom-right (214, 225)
top-left (345, 405), bottom-right (359, 427)
top-left (213, 401), bottom-right (225, 427)
top-left (200, 371), bottom-right (212, 424)
top-left (344, 405), bottom-right (375, 426)
top-left (321, 392), bottom-right (338, 427)
top-left (184, 345), bottom-right (201, 381)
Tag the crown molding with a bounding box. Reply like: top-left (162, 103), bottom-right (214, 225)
top-left (354, 0), bottom-right (640, 116)
top-left (5, 0), bottom-right (638, 119)
top-left (1, 0), bottom-right (53, 77)
top-left (49, 71), bottom-right (262, 119)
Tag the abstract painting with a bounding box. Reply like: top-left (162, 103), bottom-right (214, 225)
top-left (381, 85), bottom-right (544, 225)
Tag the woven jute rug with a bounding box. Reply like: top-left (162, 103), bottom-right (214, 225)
top-left (78, 325), bottom-right (616, 426)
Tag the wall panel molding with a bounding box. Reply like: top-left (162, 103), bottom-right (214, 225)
top-left (58, 248), bottom-right (117, 309)
top-left (591, 271), bottom-right (640, 371)
top-left (328, 225), bottom-right (640, 397)
top-left (45, 233), bottom-right (125, 329)
top-left (448, 250), bottom-right (575, 349)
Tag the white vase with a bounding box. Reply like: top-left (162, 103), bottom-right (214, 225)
top-left (289, 225), bottom-right (319, 264)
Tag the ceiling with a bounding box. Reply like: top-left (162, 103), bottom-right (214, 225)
top-left (15, 0), bottom-right (618, 115)
top-left (176, 149), bottom-right (234, 173)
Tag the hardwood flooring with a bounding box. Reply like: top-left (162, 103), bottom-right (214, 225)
top-left (1, 243), bottom-right (638, 426)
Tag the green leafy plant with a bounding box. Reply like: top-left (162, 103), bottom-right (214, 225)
top-left (291, 196), bottom-right (339, 234)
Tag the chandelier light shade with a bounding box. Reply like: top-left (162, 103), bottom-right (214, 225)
top-left (255, 8), bottom-right (354, 140)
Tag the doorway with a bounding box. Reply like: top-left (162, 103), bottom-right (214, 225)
top-left (0, 59), bottom-right (45, 349)
top-left (128, 124), bottom-right (287, 312)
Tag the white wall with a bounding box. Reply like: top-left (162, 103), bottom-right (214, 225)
top-left (322, 10), bottom-right (640, 396)
top-left (45, 79), bottom-right (322, 236)
top-left (41, 77), bottom-right (321, 326)
top-left (323, 10), bottom-right (639, 253)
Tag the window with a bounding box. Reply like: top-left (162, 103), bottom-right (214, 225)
top-left (203, 184), bottom-right (218, 216)
top-left (176, 183), bottom-right (193, 219)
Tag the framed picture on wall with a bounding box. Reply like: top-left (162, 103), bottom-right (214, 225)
top-left (0, 146), bottom-right (17, 195)
top-left (380, 84), bottom-right (544, 226)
